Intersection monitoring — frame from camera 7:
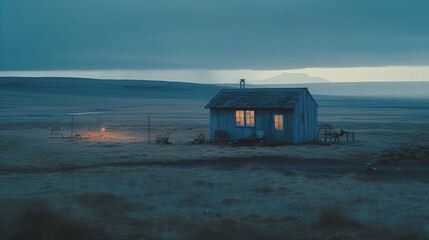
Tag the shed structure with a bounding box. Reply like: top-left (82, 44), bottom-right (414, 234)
top-left (205, 88), bottom-right (318, 144)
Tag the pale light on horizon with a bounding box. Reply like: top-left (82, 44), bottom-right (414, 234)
top-left (286, 66), bottom-right (429, 82)
top-left (1, 66), bottom-right (429, 84)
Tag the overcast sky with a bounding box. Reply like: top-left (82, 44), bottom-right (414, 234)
top-left (1, 0), bottom-right (429, 82)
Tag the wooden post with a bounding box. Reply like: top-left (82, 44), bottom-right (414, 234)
top-left (324, 125), bottom-right (327, 142)
top-left (148, 115), bottom-right (151, 144)
top-left (99, 115), bottom-right (101, 137)
top-left (71, 116), bottom-right (74, 138)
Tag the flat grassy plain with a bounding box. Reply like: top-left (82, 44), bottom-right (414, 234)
top-left (1, 78), bottom-right (429, 239)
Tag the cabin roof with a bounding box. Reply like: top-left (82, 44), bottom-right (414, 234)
top-left (205, 88), bottom-right (309, 109)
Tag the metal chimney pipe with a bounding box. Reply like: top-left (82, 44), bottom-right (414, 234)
top-left (240, 79), bottom-right (245, 89)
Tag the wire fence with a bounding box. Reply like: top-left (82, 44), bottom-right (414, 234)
top-left (46, 113), bottom-right (210, 144)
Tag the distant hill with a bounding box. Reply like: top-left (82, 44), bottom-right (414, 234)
top-left (261, 73), bottom-right (330, 84)
top-left (0, 77), bottom-right (226, 99)
top-left (1, 77), bottom-right (429, 99)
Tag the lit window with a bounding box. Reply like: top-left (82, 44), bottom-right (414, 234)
top-left (274, 114), bottom-right (283, 130)
top-left (236, 110), bottom-right (245, 126)
top-left (236, 110), bottom-right (254, 126)
top-left (246, 110), bottom-right (254, 126)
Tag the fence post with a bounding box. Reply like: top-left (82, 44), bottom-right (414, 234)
top-left (71, 116), bottom-right (74, 137)
top-left (148, 115), bottom-right (151, 144)
top-left (99, 115), bottom-right (101, 137)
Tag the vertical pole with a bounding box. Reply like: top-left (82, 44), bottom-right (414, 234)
top-left (148, 115), bottom-right (151, 144)
top-left (324, 126), bottom-right (327, 142)
top-left (71, 116), bottom-right (74, 138)
top-left (240, 79), bottom-right (245, 89)
top-left (99, 115), bottom-right (101, 137)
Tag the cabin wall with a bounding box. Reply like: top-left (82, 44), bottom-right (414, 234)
top-left (284, 109), bottom-right (295, 143)
top-left (305, 92), bottom-right (318, 142)
top-left (209, 91), bottom-right (318, 144)
top-left (210, 109), bottom-right (235, 140)
top-left (256, 110), bottom-right (269, 141)
top-left (256, 110), bottom-right (278, 143)
top-left (210, 108), bottom-right (295, 144)
top-left (292, 91), bottom-right (318, 143)
top-left (258, 109), bottom-right (294, 144)
top-left (210, 109), bottom-right (256, 140)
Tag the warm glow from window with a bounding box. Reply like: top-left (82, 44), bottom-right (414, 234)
top-left (274, 114), bottom-right (283, 130)
top-left (236, 110), bottom-right (254, 126)
top-left (246, 110), bottom-right (254, 126)
top-left (236, 110), bottom-right (245, 126)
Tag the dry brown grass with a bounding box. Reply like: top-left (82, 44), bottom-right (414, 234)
top-left (315, 206), bottom-right (363, 230)
top-left (377, 145), bottom-right (429, 165)
top-left (189, 218), bottom-right (268, 240)
top-left (220, 198), bottom-right (241, 205)
top-left (193, 179), bottom-right (215, 187)
top-left (2, 199), bottom-right (109, 240)
top-left (254, 185), bottom-right (274, 194)
top-left (76, 192), bottom-right (119, 217)
top-left (247, 163), bottom-right (263, 172)
top-left (312, 206), bottom-right (428, 240)
top-left (282, 169), bottom-right (299, 176)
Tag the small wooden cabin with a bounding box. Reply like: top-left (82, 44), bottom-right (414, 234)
top-left (205, 88), bottom-right (318, 144)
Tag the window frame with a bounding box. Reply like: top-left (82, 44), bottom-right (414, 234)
top-left (235, 110), bottom-right (255, 127)
top-left (274, 114), bottom-right (284, 131)
top-left (235, 110), bottom-right (245, 126)
top-left (245, 110), bottom-right (255, 127)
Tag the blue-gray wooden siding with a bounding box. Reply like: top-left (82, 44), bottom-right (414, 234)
top-left (292, 90), bottom-right (318, 144)
top-left (209, 90), bottom-right (318, 144)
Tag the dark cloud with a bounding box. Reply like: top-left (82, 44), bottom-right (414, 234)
top-left (1, 0), bottom-right (429, 70)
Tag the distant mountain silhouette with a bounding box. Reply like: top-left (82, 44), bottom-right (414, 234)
top-left (252, 81), bottom-right (429, 98)
top-left (263, 73), bottom-right (330, 84)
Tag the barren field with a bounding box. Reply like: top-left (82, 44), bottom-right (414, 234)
top-left (1, 78), bottom-right (429, 239)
